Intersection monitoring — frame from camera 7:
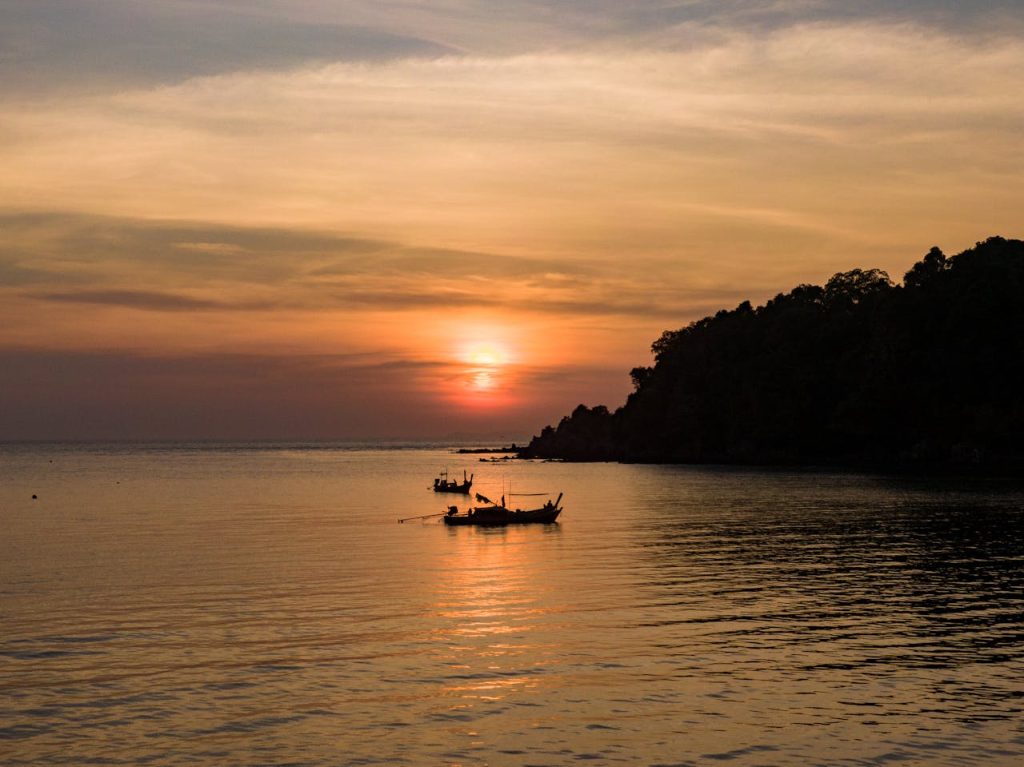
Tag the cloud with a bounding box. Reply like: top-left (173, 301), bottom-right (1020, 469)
top-left (227, 2), bottom-right (1024, 54)
top-left (3, 22), bottom-right (1020, 270)
top-left (4, 19), bottom-right (1021, 356)
top-left (0, 211), bottom-right (382, 287)
top-left (33, 289), bottom-right (266, 312)
top-left (2, 1), bottom-right (1020, 98)
top-left (4, 212), bottom-right (758, 321)
top-left (0, 0), bottom-right (455, 94)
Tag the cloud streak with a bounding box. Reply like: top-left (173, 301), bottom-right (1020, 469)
top-left (34, 289), bottom-right (266, 312)
top-left (6, 212), bottom-right (759, 323)
top-left (5, 2), bottom-right (1018, 91)
top-left (0, 0), bottom-right (455, 94)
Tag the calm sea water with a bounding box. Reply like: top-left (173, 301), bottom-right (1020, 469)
top-left (1, 444), bottom-right (1023, 766)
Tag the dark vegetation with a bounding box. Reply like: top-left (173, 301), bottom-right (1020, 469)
top-left (521, 237), bottom-right (1024, 466)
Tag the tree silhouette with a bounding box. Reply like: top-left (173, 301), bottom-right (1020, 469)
top-left (522, 237), bottom-right (1024, 466)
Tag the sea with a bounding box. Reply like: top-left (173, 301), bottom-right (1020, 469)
top-left (1, 443), bottom-right (1023, 766)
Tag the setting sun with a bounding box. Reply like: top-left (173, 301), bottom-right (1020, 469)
top-left (447, 341), bottom-right (514, 403)
top-left (465, 343), bottom-right (507, 368)
top-left (466, 344), bottom-right (505, 395)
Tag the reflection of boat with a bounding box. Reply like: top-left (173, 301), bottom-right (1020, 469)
top-left (443, 493), bottom-right (563, 526)
top-left (433, 470), bottom-right (473, 494)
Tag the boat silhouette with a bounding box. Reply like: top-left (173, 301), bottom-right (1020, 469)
top-left (443, 492), bottom-right (563, 526)
top-left (432, 470), bottom-right (473, 494)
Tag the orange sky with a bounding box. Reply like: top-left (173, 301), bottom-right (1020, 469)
top-left (1, 2), bottom-right (1022, 439)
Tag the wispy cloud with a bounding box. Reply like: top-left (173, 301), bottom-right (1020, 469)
top-left (3, 23), bottom-right (1020, 268)
top-left (0, 0), bottom-right (455, 94)
top-left (34, 289), bottom-right (270, 312)
top-left (6, 212), bottom-right (759, 322)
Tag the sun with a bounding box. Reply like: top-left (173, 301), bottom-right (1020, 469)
top-left (458, 342), bottom-right (512, 398)
top-left (467, 344), bottom-right (505, 367)
top-left (440, 329), bottom-right (520, 406)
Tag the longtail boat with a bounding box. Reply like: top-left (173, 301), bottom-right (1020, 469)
top-left (433, 470), bottom-right (473, 494)
top-left (443, 493), bottom-right (563, 526)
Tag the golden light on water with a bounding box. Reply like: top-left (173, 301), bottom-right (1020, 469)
top-left (430, 527), bottom-right (564, 708)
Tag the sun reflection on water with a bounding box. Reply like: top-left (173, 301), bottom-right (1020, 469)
top-left (429, 528), bottom-right (564, 706)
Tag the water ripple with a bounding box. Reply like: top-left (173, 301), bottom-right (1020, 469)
top-left (2, 449), bottom-right (1023, 765)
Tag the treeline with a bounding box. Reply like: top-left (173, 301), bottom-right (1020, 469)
top-left (522, 237), bottom-right (1024, 466)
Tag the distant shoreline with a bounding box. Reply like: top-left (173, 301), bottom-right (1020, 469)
top-left (511, 450), bottom-right (1024, 478)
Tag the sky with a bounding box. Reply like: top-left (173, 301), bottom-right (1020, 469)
top-left (1, 1), bottom-right (1022, 440)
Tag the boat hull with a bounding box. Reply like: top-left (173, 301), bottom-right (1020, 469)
top-left (443, 506), bottom-right (561, 526)
top-left (433, 483), bottom-right (472, 494)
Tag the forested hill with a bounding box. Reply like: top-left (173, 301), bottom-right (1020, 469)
top-left (522, 237), bottom-right (1024, 466)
